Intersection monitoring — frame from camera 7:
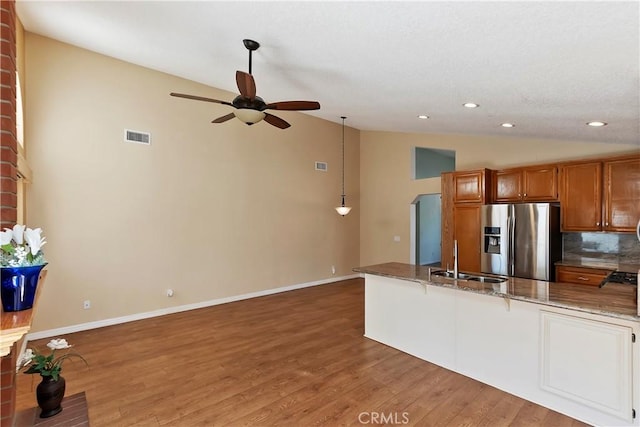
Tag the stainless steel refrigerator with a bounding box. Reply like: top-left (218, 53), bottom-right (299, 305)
top-left (480, 203), bottom-right (562, 281)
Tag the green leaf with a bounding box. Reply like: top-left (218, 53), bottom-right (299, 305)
top-left (1, 244), bottom-right (14, 254)
top-left (23, 366), bottom-right (38, 374)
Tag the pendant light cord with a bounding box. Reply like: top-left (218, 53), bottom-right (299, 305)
top-left (341, 116), bottom-right (346, 201)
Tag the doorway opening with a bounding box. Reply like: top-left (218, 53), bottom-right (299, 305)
top-left (410, 194), bottom-right (441, 266)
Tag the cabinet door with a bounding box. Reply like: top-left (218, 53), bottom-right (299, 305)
top-left (603, 157), bottom-right (640, 232)
top-left (453, 171), bottom-right (485, 203)
top-left (453, 205), bottom-right (480, 272)
top-left (540, 311), bottom-right (633, 422)
top-left (523, 166), bottom-right (558, 201)
top-left (559, 162), bottom-right (602, 231)
top-left (441, 173), bottom-right (454, 270)
top-left (494, 169), bottom-right (522, 202)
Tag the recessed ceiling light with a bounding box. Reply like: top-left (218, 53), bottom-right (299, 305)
top-left (501, 123), bottom-right (515, 128)
top-left (417, 115), bottom-right (429, 119)
top-left (587, 121), bottom-right (607, 127)
top-left (463, 102), bottom-right (479, 108)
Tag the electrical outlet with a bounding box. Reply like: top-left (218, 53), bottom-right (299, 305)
top-left (331, 265), bottom-right (336, 275)
top-left (83, 300), bottom-right (91, 309)
top-left (166, 289), bottom-right (174, 297)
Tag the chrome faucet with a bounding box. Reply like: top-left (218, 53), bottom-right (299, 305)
top-left (453, 239), bottom-right (459, 279)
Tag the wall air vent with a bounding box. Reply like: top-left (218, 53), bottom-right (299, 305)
top-left (124, 129), bottom-right (151, 145)
top-left (315, 161), bottom-right (328, 172)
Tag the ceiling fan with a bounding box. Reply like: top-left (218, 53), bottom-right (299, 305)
top-left (170, 39), bottom-right (320, 129)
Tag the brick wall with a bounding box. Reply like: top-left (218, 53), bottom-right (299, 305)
top-left (0, 0), bottom-right (17, 231)
top-left (0, 1), bottom-right (18, 425)
top-left (0, 344), bottom-right (17, 427)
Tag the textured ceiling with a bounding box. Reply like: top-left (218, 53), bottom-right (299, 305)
top-left (16, 1), bottom-right (640, 145)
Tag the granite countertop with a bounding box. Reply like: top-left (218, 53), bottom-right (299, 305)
top-left (354, 262), bottom-right (639, 321)
top-left (555, 258), bottom-right (640, 274)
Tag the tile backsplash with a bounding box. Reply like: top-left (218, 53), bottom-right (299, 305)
top-left (563, 232), bottom-right (640, 264)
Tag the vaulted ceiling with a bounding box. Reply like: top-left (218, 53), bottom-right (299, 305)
top-left (17, 1), bottom-right (640, 145)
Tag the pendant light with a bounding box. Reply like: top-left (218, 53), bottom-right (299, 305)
top-left (335, 116), bottom-right (352, 216)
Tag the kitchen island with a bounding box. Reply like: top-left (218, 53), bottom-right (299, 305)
top-left (355, 263), bottom-right (639, 427)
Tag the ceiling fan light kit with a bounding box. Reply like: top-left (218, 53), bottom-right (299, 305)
top-left (335, 116), bottom-right (352, 217)
top-left (170, 39), bottom-right (320, 129)
top-left (234, 109), bottom-right (266, 125)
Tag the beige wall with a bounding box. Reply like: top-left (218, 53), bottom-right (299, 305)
top-left (24, 34), bottom-right (360, 332)
top-left (359, 130), bottom-right (638, 266)
top-left (25, 32), bottom-right (639, 333)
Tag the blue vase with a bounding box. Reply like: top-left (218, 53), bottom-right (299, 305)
top-left (0, 264), bottom-right (47, 312)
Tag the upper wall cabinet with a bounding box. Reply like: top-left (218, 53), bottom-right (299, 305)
top-left (453, 169), bottom-right (492, 204)
top-left (494, 166), bottom-right (558, 203)
top-left (559, 162), bottom-right (602, 232)
top-left (603, 157), bottom-right (640, 232)
top-left (559, 155), bottom-right (640, 233)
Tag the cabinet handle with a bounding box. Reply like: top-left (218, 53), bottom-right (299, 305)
top-left (605, 222), bottom-right (609, 226)
top-left (523, 193), bottom-right (527, 197)
top-left (596, 222), bottom-right (600, 226)
top-left (577, 276), bottom-right (589, 281)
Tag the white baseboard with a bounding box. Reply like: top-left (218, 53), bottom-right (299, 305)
top-left (26, 274), bottom-right (362, 342)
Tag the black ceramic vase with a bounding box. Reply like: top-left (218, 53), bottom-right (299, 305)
top-left (36, 375), bottom-right (65, 418)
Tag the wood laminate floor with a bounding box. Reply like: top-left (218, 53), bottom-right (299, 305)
top-left (15, 279), bottom-right (587, 426)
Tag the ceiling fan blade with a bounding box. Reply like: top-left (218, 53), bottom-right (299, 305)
top-left (170, 92), bottom-right (233, 107)
top-left (212, 113), bottom-right (236, 124)
top-left (264, 113), bottom-right (290, 129)
top-left (264, 101), bottom-right (321, 111)
top-left (235, 71), bottom-right (256, 100)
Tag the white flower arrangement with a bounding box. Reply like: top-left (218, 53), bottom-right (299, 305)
top-left (0, 224), bottom-right (47, 267)
top-left (19, 338), bottom-right (87, 380)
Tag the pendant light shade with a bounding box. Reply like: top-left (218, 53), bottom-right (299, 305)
top-left (335, 116), bottom-right (351, 216)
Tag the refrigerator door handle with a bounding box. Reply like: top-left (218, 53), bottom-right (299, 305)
top-left (509, 209), bottom-right (515, 276)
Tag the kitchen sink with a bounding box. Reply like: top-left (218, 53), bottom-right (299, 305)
top-left (467, 277), bottom-right (505, 284)
top-left (430, 269), bottom-right (507, 284)
top-left (431, 271), bottom-right (474, 280)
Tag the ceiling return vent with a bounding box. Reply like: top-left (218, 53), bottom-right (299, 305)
top-left (124, 129), bottom-right (151, 145)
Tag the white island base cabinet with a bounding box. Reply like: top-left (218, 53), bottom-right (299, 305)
top-left (540, 311), bottom-right (633, 423)
top-left (364, 275), bottom-right (456, 370)
top-left (363, 273), bottom-right (639, 426)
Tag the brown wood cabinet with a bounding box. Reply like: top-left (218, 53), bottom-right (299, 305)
top-left (453, 205), bottom-right (481, 273)
top-left (559, 154), bottom-right (640, 232)
top-left (441, 172), bottom-right (454, 270)
top-left (442, 169), bottom-right (490, 272)
top-left (559, 162), bottom-right (602, 232)
top-left (494, 166), bottom-right (558, 202)
top-left (555, 265), bottom-right (612, 287)
top-left (523, 166), bottom-right (558, 201)
top-left (603, 156), bottom-right (640, 232)
top-left (453, 169), bottom-right (491, 204)
top-left (494, 169), bottom-right (521, 202)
